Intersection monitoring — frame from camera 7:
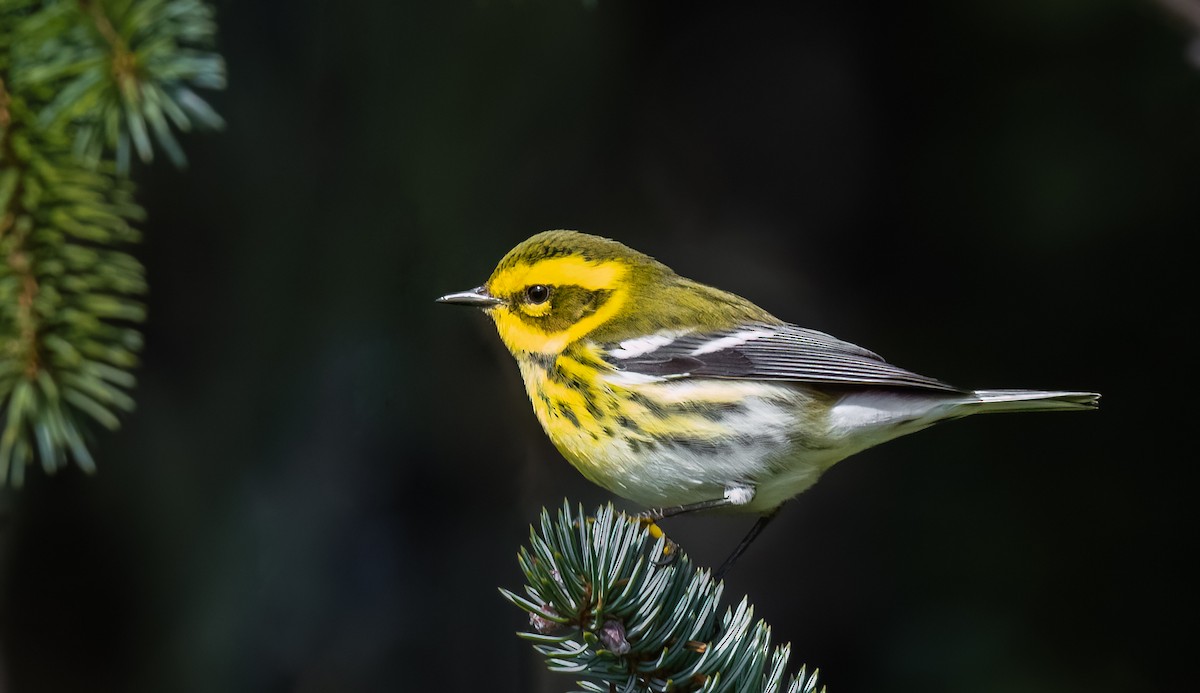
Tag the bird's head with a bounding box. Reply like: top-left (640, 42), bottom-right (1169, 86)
top-left (437, 230), bottom-right (673, 356)
top-left (438, 230), bottom-right (777, 357)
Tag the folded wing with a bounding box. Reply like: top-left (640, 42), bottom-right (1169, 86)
top-left (604, 323), bottom-right (962, 392)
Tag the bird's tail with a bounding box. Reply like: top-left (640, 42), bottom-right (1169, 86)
top-left (968, 389), bottom-right (1100, 414)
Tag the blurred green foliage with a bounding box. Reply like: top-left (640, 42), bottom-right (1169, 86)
top-left (8, 0), bottom-right (224, 169)
top-left (0, 0), bottom-right (223, 484)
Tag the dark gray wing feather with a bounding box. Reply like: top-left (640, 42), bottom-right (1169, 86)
top-left (605, 323), bottom-right (962, 392)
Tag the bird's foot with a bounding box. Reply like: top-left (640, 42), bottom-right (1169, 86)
top-left (635, 514), bottom-right (680, 567)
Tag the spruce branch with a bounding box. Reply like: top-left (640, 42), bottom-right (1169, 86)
top-left (1, 84), bottom-right (145, 484)
top-left (1, 0), bottom-right (223, 485)
top-left (501, 503), bottom-right (826, 693)
top-left (6, 0), bottom-right (226, 171)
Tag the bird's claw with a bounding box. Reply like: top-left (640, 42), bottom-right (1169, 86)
top-left (635, 515), bottom-right (680, 567)
top-left (652, 537), bottom-right (680, 567)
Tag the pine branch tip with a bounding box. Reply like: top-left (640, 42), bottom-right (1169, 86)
top-left (502, 500), bottom-right (825, 692)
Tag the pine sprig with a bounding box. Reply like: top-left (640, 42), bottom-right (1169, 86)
top-left (500, 503), bottom-right (826, 693)
top-left (7, 0), bottom-right (225, 171)
top-left (1, 0), bottom-right (223, 485)
top-left (0, 90), bottom-right (146, 484)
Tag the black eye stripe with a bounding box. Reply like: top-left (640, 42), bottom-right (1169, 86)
top-left (512, 287), bottom-right (614, 332)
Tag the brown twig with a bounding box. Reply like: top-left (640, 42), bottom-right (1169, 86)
top-left (0, 78), bottom-right (41, 380)
top-left (80, 0), bottom-right (125, 50)
top-left (0, 77), bottom-right (10, 129)
top-left (79, 0), bottom-right (139, 88)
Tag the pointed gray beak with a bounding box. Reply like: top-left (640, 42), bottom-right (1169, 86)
top-left (436, 286), bottom-right (503, 308)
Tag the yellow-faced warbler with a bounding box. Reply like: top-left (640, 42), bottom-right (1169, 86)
top-left (439, 230), bottom-right (1099, 575)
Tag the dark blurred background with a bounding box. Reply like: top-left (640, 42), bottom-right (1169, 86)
top-left (2, 0), bottom-right (1196, 691)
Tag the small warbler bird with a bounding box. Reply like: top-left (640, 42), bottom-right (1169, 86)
top-left (439, 230), bottom-right (1098, 574)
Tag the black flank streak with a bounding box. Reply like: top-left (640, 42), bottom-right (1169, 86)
top-left (628, 392), bottom-right (668, 418)
top-left (691, 401), bottom-right (743, 422)
top-left (670, 437), bottom-right (729, 454)
top-left (615, 415), bottom-right (641, 433)
top-left (627, 392), bottom-right (739, 421)
top-left (565, 371), bottom-right (591, 393)
top-left (524, 351), bottom-right (556, 369)
top-left (556, 353), bottom-right (607, 422)
top-left (584, 396), bottom-right (605, 422)
top-left (548, 363), bottom-right (569, 385)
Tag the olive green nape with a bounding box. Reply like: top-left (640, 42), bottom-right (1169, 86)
top-left (593, 273), bottom-right (784, 343)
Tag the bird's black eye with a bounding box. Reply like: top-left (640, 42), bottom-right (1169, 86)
top-left (525, 284), bottom-right (551, 304)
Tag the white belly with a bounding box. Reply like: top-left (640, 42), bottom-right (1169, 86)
top-left (567, 377), bottom-right (831, 513)
top-left (551, 374), bottom-right (967, 514)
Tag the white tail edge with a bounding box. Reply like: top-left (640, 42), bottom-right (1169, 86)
top-left (970, 389), bottom-right (1100, 413)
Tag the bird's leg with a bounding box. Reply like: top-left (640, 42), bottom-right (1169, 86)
top-left (640, 499), bottom-right (729, 566)
top-left (713, 509), bottom-right (779, 581)
top-left (641, 483), bottom-right (757, 520)
top-left (640, 497), bottom-right (737, 522)
top-left (639, 484), bottom-right (757, 566)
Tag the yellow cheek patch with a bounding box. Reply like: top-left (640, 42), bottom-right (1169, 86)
top-left (492, 288), bottom-right (627, 354)
top-left (487, 257), bottom-right (630, 355)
